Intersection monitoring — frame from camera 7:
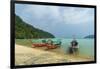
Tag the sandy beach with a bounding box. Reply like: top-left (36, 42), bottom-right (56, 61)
top-left (15, 44), bottom-right (94, 65)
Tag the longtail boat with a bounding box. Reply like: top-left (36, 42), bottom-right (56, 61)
top-left (32, 39), bottom-right (61, 49)
top-left (32, 43), bottom-right (47, 47)
top-left (32, 43), bottom-right (59, 49)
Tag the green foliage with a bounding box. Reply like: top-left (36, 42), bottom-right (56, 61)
top-left (15, 15), bottom-right (55, 39)
top-left (84, 35), bottom-right (94, 38)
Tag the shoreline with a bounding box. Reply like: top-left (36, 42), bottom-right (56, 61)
top-left (15, 44), bottom-right (94, 65)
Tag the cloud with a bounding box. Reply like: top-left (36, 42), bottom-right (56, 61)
top-left (60, 7), bottom-right (94, 24)
top-left (15, 4), bottom-right (94, 25)
top-left (15, 4), bottom-right (94, 38)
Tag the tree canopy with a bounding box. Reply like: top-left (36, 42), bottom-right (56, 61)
top-left (15, 15), bottom-right (55, 39)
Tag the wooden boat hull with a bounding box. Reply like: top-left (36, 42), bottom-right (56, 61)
top-left (32, 43), bottom-right (47, 47)
top-left (32, 43), bottom-right (59, 49)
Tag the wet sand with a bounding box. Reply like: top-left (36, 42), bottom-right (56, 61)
top-left (15, 44), bottom-right (94, 65)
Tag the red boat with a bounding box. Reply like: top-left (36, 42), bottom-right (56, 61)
top-left (32, 43), bottom-right (47, 47)
top-left (32, 43), bottom-right (59, 49)
top-left (46, 44), bottom-right (58, 49)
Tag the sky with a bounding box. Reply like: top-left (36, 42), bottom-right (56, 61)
top-left (15, 4), bottom-right (94, 38)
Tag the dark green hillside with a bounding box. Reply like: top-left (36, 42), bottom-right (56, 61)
top-left (15, 15), bottom-right (55, 39)
top-left (84, 35), bottom-right (94, 38)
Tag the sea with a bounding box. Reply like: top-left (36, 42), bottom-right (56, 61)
top-left (32, 38), bottom-right (94, 57)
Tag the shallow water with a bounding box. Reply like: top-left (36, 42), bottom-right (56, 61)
top-left (62, 39), bottom-right (94, 57)
top-left (32, 38), bottom-right (94, 57)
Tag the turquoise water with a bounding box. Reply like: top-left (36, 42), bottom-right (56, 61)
top-left (61, 39), bottom-right (94, 57)
top-left (32, 38), bottom-right (94, 57)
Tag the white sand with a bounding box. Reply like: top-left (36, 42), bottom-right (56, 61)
top-left (15, 44), bottom-right (94, 65)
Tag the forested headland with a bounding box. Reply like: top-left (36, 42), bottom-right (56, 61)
top-left (15, 15), bottom-right (55, 39)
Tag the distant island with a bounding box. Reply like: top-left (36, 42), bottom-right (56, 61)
top-left (15, 15), bottom-right (55, 39)
top-left (84, 35), bottom-right (94, 38)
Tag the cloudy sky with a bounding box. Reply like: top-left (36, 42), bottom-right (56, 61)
top-left (15, 4), bottom-right (94, 38)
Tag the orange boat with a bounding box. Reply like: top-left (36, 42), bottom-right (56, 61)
top-left (32, 43), bottom-right (47, 47)
top-left (32, 43), bottom-right (59, 49)
top-left (46, 44), bottom-right (58, 49)
top-left (32, 39), bottom-right (61, 49)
